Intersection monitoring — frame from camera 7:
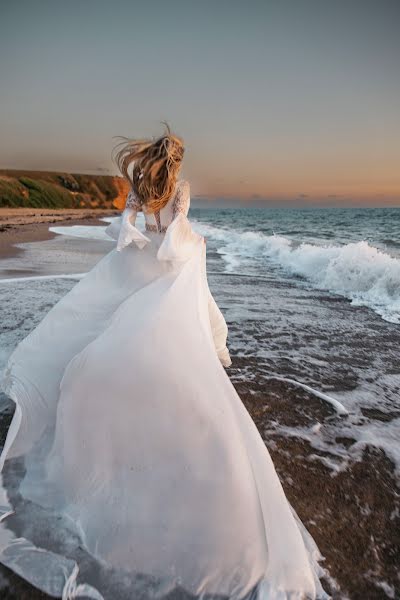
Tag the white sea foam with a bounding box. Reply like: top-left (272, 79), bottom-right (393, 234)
top-left (0, 273), bottom-right (85, 284)
top-left (49, 214), bottom-right (145, 242)
top-left (267, 238), bottom-right (400, 323)
top-left (270, 413), bottom-right (400, 479)
top-left (265, 376), bottom-right (349, 415)
top-left (49, 225), bottom-right (112, 241)
top-left (193, 222), bottom-right (400, 323)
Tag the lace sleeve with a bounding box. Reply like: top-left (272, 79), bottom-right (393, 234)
top-left (172, 181), bottom-right (190, 219)
top-left (105, 187), bottom-right (150, 250)
top-left (125, 188), bottom-right (142, 211)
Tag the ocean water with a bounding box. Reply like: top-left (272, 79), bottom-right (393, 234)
top-left (191, 207), bottom-right (400, 476)
top-left (0, 207), bottom-right (399, 480)
top-left (193, 207), bottom-right (400, 323)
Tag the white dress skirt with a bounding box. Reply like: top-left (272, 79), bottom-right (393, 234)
top-left (0, 212), bottom-right (328, 599)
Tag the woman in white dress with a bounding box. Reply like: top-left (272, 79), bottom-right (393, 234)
top-left (0, 126), bottom-right (328, 599)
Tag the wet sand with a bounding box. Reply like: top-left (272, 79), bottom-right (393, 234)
top-left (234, 371), bottom-right (400, 600)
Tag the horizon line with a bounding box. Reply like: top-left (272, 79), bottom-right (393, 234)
top-left (0, 166), bottom-right (399, 208)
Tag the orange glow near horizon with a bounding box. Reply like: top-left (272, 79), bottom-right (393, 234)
top-left (184, 152), bottom-right (400, 204)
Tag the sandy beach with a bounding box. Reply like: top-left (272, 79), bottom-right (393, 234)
top-left (0, 213), bottom-right (399, 599)
top-left (236, 375), bottom-right (399, 600)
top-left (0, 208), bottom-right (120, 259)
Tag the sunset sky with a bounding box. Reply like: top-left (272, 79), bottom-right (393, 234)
top-left (1, 0), bottom-right (399, 205)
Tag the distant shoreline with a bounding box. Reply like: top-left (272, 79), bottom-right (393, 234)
top-left (0, 169), bottom-right (129, 210)
top-left (0, 208), bottom-right (119, 260)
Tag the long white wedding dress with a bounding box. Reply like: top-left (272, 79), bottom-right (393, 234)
top-left (0, 180), bottom-right (328, 599)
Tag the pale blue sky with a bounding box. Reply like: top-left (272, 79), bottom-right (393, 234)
top-left (1, 0), bottom-right (399, 204)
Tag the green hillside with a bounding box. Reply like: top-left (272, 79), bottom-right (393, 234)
top-left (0, 170), bottom-right (128, 209)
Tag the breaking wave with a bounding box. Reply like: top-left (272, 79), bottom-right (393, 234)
top-left (194, 222), bottom-right (400, 324)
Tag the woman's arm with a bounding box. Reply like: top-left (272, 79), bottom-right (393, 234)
top-left (105, 189), bottom-right (150, 250)
top-left (172, 180), bottom-right (191, 219)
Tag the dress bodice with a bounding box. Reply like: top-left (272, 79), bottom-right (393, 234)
top-left (105, 178), bottom-right (193, 253)
top-left (125, 179), bottom-right (190, 233)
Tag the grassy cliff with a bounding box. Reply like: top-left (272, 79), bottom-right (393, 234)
top-left (0, 170), bottom-right (129, 210)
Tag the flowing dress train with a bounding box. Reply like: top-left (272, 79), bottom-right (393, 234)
top-left (0, 181), bottom-right (328, 599)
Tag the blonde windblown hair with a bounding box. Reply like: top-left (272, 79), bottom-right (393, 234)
top-left (113, 123), bottom-right (185, 213)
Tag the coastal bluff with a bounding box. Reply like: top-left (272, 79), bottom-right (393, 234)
top-left (0, 169), bottom-right (129, 210)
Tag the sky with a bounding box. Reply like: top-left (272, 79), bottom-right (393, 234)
top-left (0, 0), bottom-right (399, 206)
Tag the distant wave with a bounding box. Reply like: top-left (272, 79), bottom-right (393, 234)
top-left (194, 222), bottom-right (400, 324)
